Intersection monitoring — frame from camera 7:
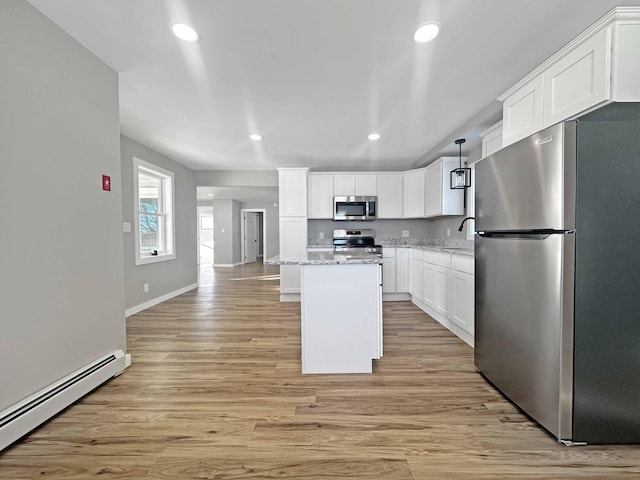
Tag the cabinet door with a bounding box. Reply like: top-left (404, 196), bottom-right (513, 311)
top-left (434, 266), bottom-right (451, 318)
top-left (308, 174), bottom-right (334, 219)
top-left (502, 75), bottom-right (544, 147)
top-left (422, 262), bottom-right (436, 309)
top-left (377, 174), bottom-right (403, 218)
top-left (403, 170), bottom-right (425, 218)
top-left (279, 168), bottom-right (308, 217)
top-left (411, 259), bottom-right (423, 300)
top-left (355, 174), bottom-right (377, 196)
top-left (382, 257), bottom-right (397, 293)
top-left (279, 217), bottom-right (307, 293)
top-left (333, 174), bottom-right (356, 196)
top-left (451, 270), bottom-right (474, 335)
top-left (481, 121), bottom-right (503, 158)
top-left (396, 248), bottom-right (411, 293)
top-left (543, 27), bottom-right (611, 127)
top-left (424, 162), bottom-right (442, 217)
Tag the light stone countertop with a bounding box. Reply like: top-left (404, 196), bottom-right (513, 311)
top-left (385, 244), bottom-right (475, 257)
top-left (265, 251), bottom-right (383, 266)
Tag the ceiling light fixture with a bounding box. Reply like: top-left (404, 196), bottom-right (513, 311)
top-left (368, 133), bottom-right (381, 140)
top-left (450, 138), bottom-right (471, 190)
top-left (249, 134), bottom-right (263, 141)
top-left (207, 194), bottom-right (214, 197)
top-left (171, 23), bottom-right (199, 43)
top-left (412, 22), bottom-right (440, 44)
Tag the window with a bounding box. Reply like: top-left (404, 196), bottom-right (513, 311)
top-left (133, 157), bottom-right (175, 265)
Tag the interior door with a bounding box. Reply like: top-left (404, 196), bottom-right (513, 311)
top-left (244, 212), bottom-right (258, 264)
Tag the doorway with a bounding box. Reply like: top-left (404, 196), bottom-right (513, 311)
top-left (198, 206), bottom-right (214, 265)
top-left (241, 209), bottom-right (266, 264)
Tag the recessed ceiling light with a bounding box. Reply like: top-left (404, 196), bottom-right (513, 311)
top-left (249, 134), bottom-right (263, 141)
top-left (207, 193), bottom-right (214, 197)
top-left (368, 133), bottom-right (381, 140)
top-left (412, 22), bottom-right (440, 44)
top-left (171, 23), bottom-right (199, 43)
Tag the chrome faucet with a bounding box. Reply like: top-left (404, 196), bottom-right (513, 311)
top-left (458, 217), bottom-right (475, 232)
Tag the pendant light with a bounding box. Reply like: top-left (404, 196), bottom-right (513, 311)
top-left (450, 138), bottom-right (471, 189)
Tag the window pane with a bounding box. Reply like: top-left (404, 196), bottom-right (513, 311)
top-left (139, 213), bottom-right (159, 253)
top-left (139, 171), bottom-right (161, 213)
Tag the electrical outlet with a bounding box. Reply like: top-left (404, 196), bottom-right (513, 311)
top-left (319, 232), bottom-right (324, 239)
top-left (143, 283), bottom-right (149, 293)
top-left (402, 230), bottom-right (410, 238)
top-left (447, 228), bottom-right (451, 237)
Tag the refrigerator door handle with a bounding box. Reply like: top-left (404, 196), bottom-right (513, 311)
top-left (477, 229), bottom-right (573, 240)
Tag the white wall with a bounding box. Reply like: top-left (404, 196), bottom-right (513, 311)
top-left (120, 136), bottom-right (198, 310)
top-left (0, 0), bottom-right (126, 411)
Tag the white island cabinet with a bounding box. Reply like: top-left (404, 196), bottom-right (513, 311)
top-left (266, 251), bottom-right (383, 374)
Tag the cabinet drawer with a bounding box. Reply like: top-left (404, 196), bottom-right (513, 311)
top-left (423, 250), bottom-right (451, 268)
top-left (411, 248), bottom-right (424, 261)
top-left (382, 247), bottom-right (396, 258)
top-left (451, 254), bottom-right (474, 275)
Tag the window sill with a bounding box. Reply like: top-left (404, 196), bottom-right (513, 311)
top-left (135, 253), bottom-right (175, 266)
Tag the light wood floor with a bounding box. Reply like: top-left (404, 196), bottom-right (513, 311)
top-left (2, 262), bottom-right (640, 479)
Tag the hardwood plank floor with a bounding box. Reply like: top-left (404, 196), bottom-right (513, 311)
top-left (2, 261), bottom-right (640, 478)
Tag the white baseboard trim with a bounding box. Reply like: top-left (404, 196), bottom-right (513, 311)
top-left (280, 293), bottom-right (301, 302)
top-left (410, 295), bottom-right (474, 348)
top-left (213, 262), bottom-right (243, 267)
top-left (382, 292), bottom-right (411, 302)
top-left (125, 283), bottom-right (199, 317)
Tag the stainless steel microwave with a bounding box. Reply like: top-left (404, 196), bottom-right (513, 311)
top-left (333, 196), bottom-right (377, 221)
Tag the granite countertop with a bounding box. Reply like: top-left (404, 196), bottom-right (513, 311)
top-left (306, 238), bottom-right (474, 257)
top-left (388, 244), bottom-right (475, 257)
top-left (265, 251), bottom-right (383, 266)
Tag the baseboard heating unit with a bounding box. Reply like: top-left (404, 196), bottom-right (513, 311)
top-left (0, 349), bottom-right (128, 451)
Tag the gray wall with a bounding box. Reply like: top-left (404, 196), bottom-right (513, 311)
top-left (0, 0), bottom-right (126, 411)
top-left (240, 201), bottom-right (280, 259)
top-left (120, 136), bottom-right (197, 310)
top-left (195, 170), bottom-right (278, 187)
top-left (212, 199), bottom-right (237, 266)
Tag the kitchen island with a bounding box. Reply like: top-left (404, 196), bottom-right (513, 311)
top-left (266, 252), bottom-right (383, 374)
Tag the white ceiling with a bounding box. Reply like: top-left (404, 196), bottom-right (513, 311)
top-left (29, 0), bottom-right (625, 173)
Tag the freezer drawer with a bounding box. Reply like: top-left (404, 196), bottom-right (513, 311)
top-left (475, 233), bottom-right (575, 438)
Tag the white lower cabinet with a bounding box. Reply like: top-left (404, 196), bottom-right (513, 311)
top-left (396, 248), bottom-right (410, 292)
top-left (411, 258), bottom-right (423, 300)
top-left (409, 248), bottom-right (474, 347)
top-left (450, 270), bottom-right (474, 335)
top-left (382, 247), bottom-right (411, 297)
top-left (382, 256), bottom-right (397, 293)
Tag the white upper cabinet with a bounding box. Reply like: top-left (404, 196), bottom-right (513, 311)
top-left (278, 168), bottom-right (308, 217)
top-left (402, 169), bottom-right (425, 218)
top-left (500, 8), bottom-right (640, 147)
top-left (355, 174), bottom-right (377, 196)
top-left (480, 121), bottom-right (503, 158)
top-left (333, 174), bottom-right (356, 196)
top-left (542, 27), bottom-right (611, 127)
top-left (376, 173), bottom-right (403, 218)
top-left (308, 173), bottom-right (334, 219)
top-left (502, 75), bottom-right (544, 147)
top-left (333, 174), bottom-right (377, 196)
top-left (424, 158), bottom-right (464, 218)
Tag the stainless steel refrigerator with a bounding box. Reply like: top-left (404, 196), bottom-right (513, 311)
top-left (474, 102), bottom-right (640, 444)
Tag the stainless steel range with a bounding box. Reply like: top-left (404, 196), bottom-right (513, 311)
top-left (332, 229), bottom-right (382, 256)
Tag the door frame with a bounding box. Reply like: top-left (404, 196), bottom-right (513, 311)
top-left (197, 206), bottom-right (214, 266)
top-left (240, 208), bottom-right (266, 264)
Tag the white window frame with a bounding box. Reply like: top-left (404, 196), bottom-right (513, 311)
top-left (133, 157), bottom-right (176, 265)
